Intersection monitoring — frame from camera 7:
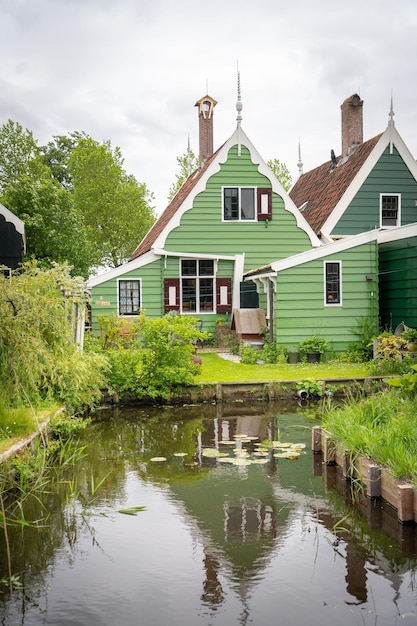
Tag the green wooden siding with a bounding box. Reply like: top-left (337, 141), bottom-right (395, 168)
top-left (332, 147), bottom-right (417, 236)
top-left (273, 241), bottom-right (379, 353)
top-left (90, 259), bottom-right (163, 332)
top-left (379, 237), bottom-right (417, 330)
top-left (164, 145), bottom-right (313, 272)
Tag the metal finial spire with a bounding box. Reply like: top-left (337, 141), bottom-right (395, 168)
top-left (236, 63), bottom-right (243, 127)
top-left (389, 89), bottom-right (395, 154)
top-left (297, 138), bottom-right (304, 176)
top-left (389, 89), bottom-right (395, 126)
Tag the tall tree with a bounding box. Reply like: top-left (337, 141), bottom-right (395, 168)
top-left (0, 121), bottom-right (94, 276)
top-left (267, 158), bottom-right (292, 191)
top-left (0, 120), bottom-right (42, 194)
top-left (40, 132), bottom-right (87, 191)
top-left (168, 143), bottom-right (199, 201)
top-left (68, 137), bottom-right (156, 268)
top-left (3, 174), bottom-right (94, 278)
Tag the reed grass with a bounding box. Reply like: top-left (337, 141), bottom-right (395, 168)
top-left (322, 390), bottom-right (417, 482)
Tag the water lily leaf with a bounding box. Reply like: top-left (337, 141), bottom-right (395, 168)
top-left (251, 459), bottom-right (269, 465)
top-left (173, 452), bottom-right (188, 457)
top-left (150, 457), bottom-right (167, 462)
top-left (118, 506), bottom-right (146, 515)
top-left (219, 440), bottom-right (236, 445)
top-left (230, 458), bottom-right (252, 466)
top-left (202, 448), bottom-right (228, 458)
top-left (274, 452), bottom-right (300, 460)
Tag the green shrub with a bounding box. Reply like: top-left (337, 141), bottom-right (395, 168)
top-left (100, 312), bottom-right (207, 400)
top-left (240, 345), bottom-right (260, 364)
top-left (299, 336), bottom-right (329, 355)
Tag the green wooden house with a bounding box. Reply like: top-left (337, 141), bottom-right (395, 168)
top-left (88, 92), bottom-right (321, 338)
top-left (289, 94), bottom-right (417, 332)
top-left (88, 91), bottom-right (415, 352)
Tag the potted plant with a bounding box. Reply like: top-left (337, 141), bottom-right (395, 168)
top-left (402, 327), bottom-right (417, 352)
top-left (299, 336), bottom-right (329, 363)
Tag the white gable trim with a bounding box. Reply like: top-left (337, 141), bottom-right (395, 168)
top-left (153, 248), bottom-right (237, 261)
top-left (377, 222), bottom-right (417, 244)
top-left (153, 126), bottom-right (321, 250)
top-left (87, 251), bottom-right (159, 288)
top-left (246, 230), bottom-right (379, 280)
top-left (322, 125), bottom-right (417, 239)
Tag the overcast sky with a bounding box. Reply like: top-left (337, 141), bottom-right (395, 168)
top-left (2, 0), bottom-right (417, 215)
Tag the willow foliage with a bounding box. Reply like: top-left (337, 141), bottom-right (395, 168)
top-left (0, 261), bottom-right (108, 411)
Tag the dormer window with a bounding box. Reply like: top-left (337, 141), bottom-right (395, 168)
top-left (380, 194), bottom-right (400, 227)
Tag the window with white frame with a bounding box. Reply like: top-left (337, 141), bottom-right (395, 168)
top-left (181, 259), bottom-right (214, 313)
top-left (380, 194), bottom-right (400, 227)
top-left (324, 261), bottom-right (341, 305)
top-left (119, 279), bottom-right (141, 315)
top-left (223, 187), bottom-right (272, 221)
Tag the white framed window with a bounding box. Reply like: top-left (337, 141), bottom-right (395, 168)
top-left (380, 194), bottom-right (400, 227)
top-left (223, 187), bottom-right (272, 222)
top-left (118, 279), bottom-right (141, 315)
top-left (181, 259), bottom-right (215, 313)
top-left (324, 261), bottom-right (342, 306)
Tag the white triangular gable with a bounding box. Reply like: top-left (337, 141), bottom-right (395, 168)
top-left (153, 126), bottom-right (321, 251)
top-left (322, 125), bottom-right (417, 239)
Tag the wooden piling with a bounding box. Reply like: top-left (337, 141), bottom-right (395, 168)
top-left (311, 425), bottom-right (322, 453)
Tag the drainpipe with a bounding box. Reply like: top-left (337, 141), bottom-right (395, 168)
top-left (268, 279), bottom-right (274, 343)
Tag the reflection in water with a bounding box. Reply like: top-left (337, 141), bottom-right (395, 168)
top-left (0, 400), bottom-right (416, 626)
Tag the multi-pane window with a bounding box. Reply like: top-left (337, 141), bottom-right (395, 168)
top-left (381, 194), bottom-right (400, 227)
top-left (181, 259), bottom-right (214, 313)
top-left (119, 279), bottom-right (140, 315)
top-left (223, 188), bottom-right (255, 220)
top-left (325, 262), bottom-right (341, 305)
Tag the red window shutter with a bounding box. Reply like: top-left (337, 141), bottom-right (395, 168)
top-left (216, 278), bottom-right (232, 313)
top-left (257, 188), bottom-right (272, 221)
top-left (164, 278), bottom-right (180, 312)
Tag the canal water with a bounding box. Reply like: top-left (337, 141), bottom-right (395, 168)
top-left (1, 400), bottom-right (417, 625)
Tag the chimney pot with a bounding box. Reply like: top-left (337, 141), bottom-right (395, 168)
top-left (341, 94), bottom-right (363, 158)
top-left (195, 95), bottom-right (217, 165)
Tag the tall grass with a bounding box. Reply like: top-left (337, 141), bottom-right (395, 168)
top-left (322, 390), bottom-right (417, 482)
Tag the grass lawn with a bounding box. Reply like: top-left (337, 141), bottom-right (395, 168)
top-left (0, 408), bottom-right (54, 455)
top-left (195, 353), bottom-right (370, 384)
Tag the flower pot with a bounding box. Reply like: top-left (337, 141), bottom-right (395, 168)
top-left (287, 351), bottom-right (299, 364)
top-left (306, 352), bottom-right (321, 363)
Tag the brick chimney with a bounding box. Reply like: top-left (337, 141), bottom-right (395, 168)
top-left (341, 94), bottom-right (363, 158)
top-left (195, 95), bottom-right (217, 165)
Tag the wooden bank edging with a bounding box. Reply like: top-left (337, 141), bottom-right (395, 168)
top-left (312, 425), bottom-right (416, 524)
top-left (109, 375), bottom-right (391, 405)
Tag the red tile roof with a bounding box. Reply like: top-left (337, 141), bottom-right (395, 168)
top-left (289, 134), bottom-right (382, 234)
top-left (129, 147), bottom-right (223, 261)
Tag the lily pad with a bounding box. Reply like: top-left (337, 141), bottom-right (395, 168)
top-left (202, 448), bottom-right (229, 458)
top-left (230, 458), bottom-right (252, 466)
top-left (150, 456), bottom-right (167, 462)
top-left (173, 452), bottom-right (188, 457)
